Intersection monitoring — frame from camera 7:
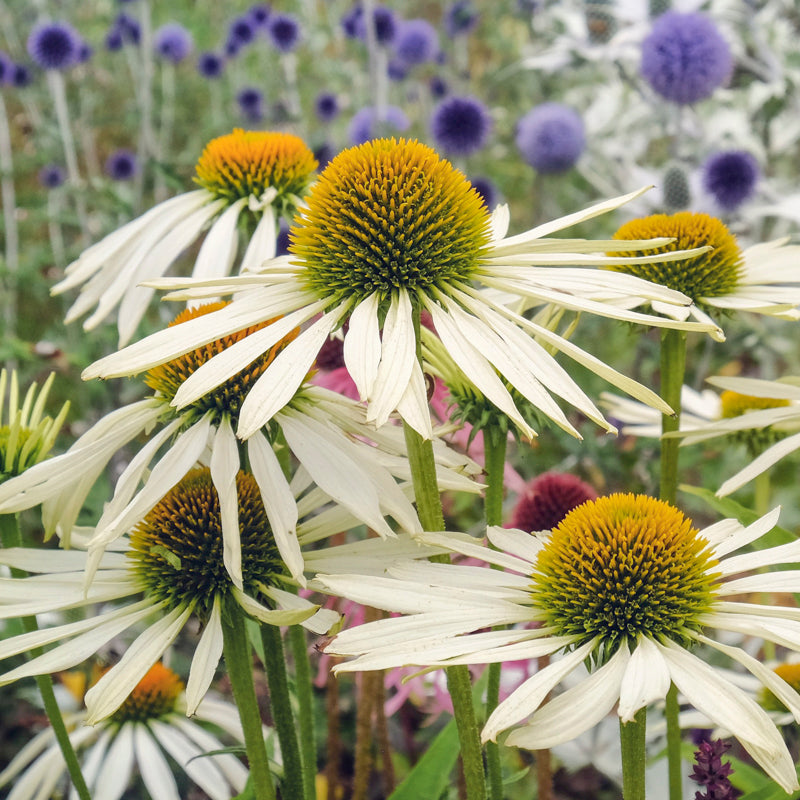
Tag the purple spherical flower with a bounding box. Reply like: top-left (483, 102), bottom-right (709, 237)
top-left (153, 23), bottom-right (193, 63)
top-left (105, 148), bottom-right (138, 181)
top-left (387, 59), bottom-right (408, 81)
top-left (509, 472), bottom-right (598, 533)
top-left (12, 63), bottom-right (32, 88)
top-left (347, 105), bottom-right (409, 145)
top-left (276, 219), bottom-right (291, 256)
top-left (229, 15), bottom-right (256, 46)
top-left (469, 176), bottom-right (498, 210)
top-left (105, 28), bottom-right (124, 52)
top-left (117, 13), bottom-right (141, 45)
top-left (393, 19), bottom-right (438, 66)
top-left (314, 92), bottom-right (339, 123)
top-left (341, 5), bottom-right (364, 39)
top-left (314, 141), bottom-right (335, 170)
top-left (268, 13), bottom-right (301, 53)
top-left (516, 103), bottom-right (585, 174)
top-left (237, 86), bottom-right (265, 122)
top-left (249, 4), bottom-right (272, 27)
top-left (224, 38), bottom-right (241, 58)
top-left (355, 6), bottom-right (399, 45)
top-left (197, 51), bottom-right (224, 79)
top-left (75, 40), bottom-right (92, 64)
top-left (429, 75), bottom-right (448, 98)
top-left (38, 164), bottom-right (66, 189)
top-left (27, 21), bottom-right (82, 71)
top-left (702, 150), bottom-right (759, 211)
top-left (444, 1), bottom-right (479, 37)
top-left (430, 95), bottom-right (491, 156)
top-left (0, 52), bottom-right (13, 85)
top-left (641, 12), bottom-right (732, 105)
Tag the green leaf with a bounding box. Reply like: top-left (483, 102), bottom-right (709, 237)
top-left (388, 670), bottom-right (489, 800)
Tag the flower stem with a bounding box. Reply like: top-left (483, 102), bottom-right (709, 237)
top-left (658, 326), bottom-right (687, 800)
top-left (402, 421), bottom-right (446, 532)
top-left (659, 328), bottom-right (687, 506)
top-left (221, 604), bottom-right (276, 800)
top-left (260, 623), bottom-right (305, 800)
top-left (0, 514), bottom-right (91, 800)
top-left (288, 623), bottom-right (318, 800)
top-left (482, 430), bottom-right (506, 800)
top-left (619, 707), bottom-right (647, 800)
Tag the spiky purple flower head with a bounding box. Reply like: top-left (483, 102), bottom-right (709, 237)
top-left (347, 105), bottom-right (409, 145)
top-left (249, 4), bottom-right (271, 28)
top-left (469, 176), bottom-right (498, 210)
top-left (313, 141), bottom-right (335, 170)
top-left (355, 6), bottom-right (399, 45)
top-left (229, 15), bottom-right (256, 47)
top-left (153, 23), bottom-right (193, 63)
top-left (105, 149), bottom-right (138, 181)
top-left (268, 13), bottom-right (301, 53)
top-left (516, 103), bottom-right (585, 174)
top-left (702, 150), bottom-right (759, 211)
top-left (237, 86), bottom-right (265, 122)
top-left (444, 1), bottom-right (479, 37)
top-left (430, 95), bottom-right (492, 156)
top-left (509, 472), bottom-right (597, 532)
top-left (11, 63), bottom-right (32, 88)
top-left (341, 5), bottom-right (364, 39)
top-left (393, 18), bottom-right (439, 66)
top-left (690, 739), bottom-right (741, 800)
top-left (38, 164), bottom-right (66, 189)
top-left (641, 12), bottom-right (732, 105)
top-left (27, 21), bottom-right (82, 71)
top-left (314, 92), bottom-right (340, 123)
top-left (197, 51), bottom-right (224, 79)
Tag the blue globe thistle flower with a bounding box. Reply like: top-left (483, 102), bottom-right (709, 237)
top-left (702, 150), bottom-right (759, 211)
top-left (515, 103), bottom-right (585, 174)
top-left (387, 59), bottom-right (408, 81)
top-left (117, 13), bottom-right (141, 45)
top-left (249, 4), bottom-right (272, 28)
top-left (444, 1), bottom-right (479, 37)
top-left (224, 38), bottom-right (241, 58)
top-left (641, 12), bottom-right (732, 105)
top-left (237, 86), bottom-right (265, 122)
top-left (105, 28), bottom-right (124, 52)
top-left (26, 21), bottom-right (82, 71)
top-left (429, 75), bottom-right (448, 98)
top-left (313, 141), bottom-right (335, 170)
top-left (393, 19), bottom-right (439, 66)
top-left (347, 105), bottom-right (409, 145)
top-left (153, 23), bottom-right (193, 63)
top-left (38, 164), bottom-right (66, 189)
top-left (469, 176), bottom-right (498, 209)
top-left (430, 95), bottom-right (491, 157)
top-left (355, 6), bottom-right (399, 45)
top-left (0, 51), bottom-right (13, 85)
top-left (76, 40), bottom-right (92, 64)
top-left (12, 63), bottom-right (32, 88)
top-left (229, 15), bottom-right (256, 47)
top-left (105, 149), bottom-right (138, 181)
top-left (197, 51), bottom-right (224, 79)
top-left (314, 92), bottom-right (339, 123)
top-left (268, 13), bottom-right (301, 53)
top-left (341, 6), bottom-right (364, 39)
top-left (276, 219), bottom-right (291, 256)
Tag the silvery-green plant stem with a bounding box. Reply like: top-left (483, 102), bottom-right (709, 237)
top-left (288, 624), bottom-right (318, 800)
top-left (154, 61), bottom-right (176, 203)
top-left (135, 0), bottom-right (154, 212)
top-left (620, 708), bottom-right (647, 800)
top-left (47, 191), bottom-right (66, 268)
top-left (281, 53), bottom-right (301, 120)
top-left (0, 91), bottom-right (18, 353)
top-left (47, 70), bottom-right (89, 245)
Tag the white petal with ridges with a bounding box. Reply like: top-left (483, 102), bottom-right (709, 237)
top-left (186, 597), bottom-right (224, 716)
top-left (94, 724), bottom-right (135, 800)
top-left (231, 586), bottom-right (317, 626)
top-left (133, 723), bottom-right (181, 800)
top-left (189, 197), bottom-right (246, 289)
top-left (343, 292), bottom-right (381, 401)
top-left (717, 433), bottom-right (800, 496)
top-left (210, 417), bottom-right (243, 589)
top-left (618, 637), bottom-right (670, 722)
top-left (240, 206), bottom-right (277, 273)
top-left (396, 359), bottom-right (434, 439)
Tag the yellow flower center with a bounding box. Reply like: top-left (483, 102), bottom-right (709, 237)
top-left (112, 663), bottom-right (184, 723)
top-left (129, 468), bottom-right (285, 623)
top-left (144, 303), bottom-right (297, 425)
top-left (720, 390), bottom-right (790, 419)
top-left (609, 212), bottom-right (744, 304)
top-left (533, 493), bottom-right (718, 659)
top-left (291, 138), bottom-right (491, 305)
top-left (194, 129), bottom-right (317, 208)
top-left (759, 663), bottom-right (800, 714)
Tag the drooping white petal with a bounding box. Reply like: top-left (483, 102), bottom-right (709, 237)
top-left (93, 724), bottom-right (135, 800)
top-left (172, 716), bottom-right (249, 791)
top-left (210, 417), bottom-right (242, 589)
top-left (717, 432), bottom-right (800, 497)
top-left (343, 292), bottom-right (381, 401)
top-left (718, 536), bottom-right (800, 577)
top-left (186, 597), bottom-right (225, 716)
top-left (85, 604), bottom-right (193, 723)
top-left (483, 639), bottom-right (597, 742)
top-left (617, 637), bottom-right (670, 722)
top-left (238, 304), bottom-right (349, 439)
top-left (706, 375), bottom-right (800, 402)
top-left (133, 723), bottom-right (181, 800)
top-left (367, 290), bottom-right (416, 429)
top-left (487, 526), bottom-right (547, 565)
top-left (396, 358), bottom-right (434, 439)
top-left (505, 644), bottom-right (630, 749)
top-left (189, 197), bottom-right (247, 290)
top-left (231, 586), bottom-right (318, 627)
top-left (247, 432), bottom-right (302, 582)
top-left (420, 530), bottom-right (532, 575)
top-left (261, 586), bottom-right (339, 634)
top-left (240, 206), bottom-right (277, 273)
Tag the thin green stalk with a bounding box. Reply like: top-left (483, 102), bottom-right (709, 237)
top-left (658, 327), bottom-right (687, 800)
top-left (288, 623), bottom-right (317, 800)
top-left (221, 604), bottom-right (277, 800)
top-left (482, 430), bottom-right (506, 800)
top-left (659, 328), bottom-right (687, 506)
top-left (619, 707), bottom-right (647, 800)
top-left (402, 421), bottom-right (446, 532)
top-left (260, 623), bottom-right (305, 800)
top-left (0, 514), bottom-right (91, 800)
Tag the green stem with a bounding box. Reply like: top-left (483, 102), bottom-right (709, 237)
top-left (659, 328), bottom-right (687, 800)
top-left (482, 431), bottom-right (506, 800)
top-left (0, 514), bottom-right (91, 800)
top-left (659, 328), bottom-right (687, 506)
top-left (619, 707), bottom-right (647, 800)
top-left (664, 684), bottom-right (682, 800)
top-left (402, 421), bottom-right (446, 532)
top-left (221, 604), bottom-right (276, 800)
top-left (288, 624), bottom-right (317, 800)
top-left (260, 623), bottom-right (305, 800)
